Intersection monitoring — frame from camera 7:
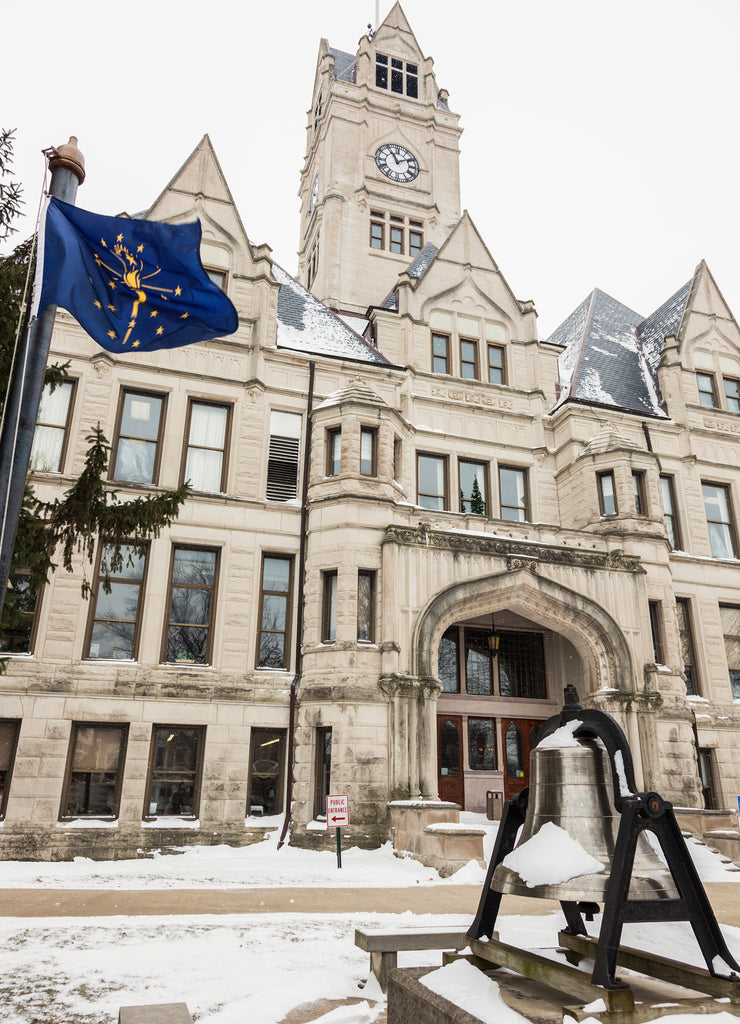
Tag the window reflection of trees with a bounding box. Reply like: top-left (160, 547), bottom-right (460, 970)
top-left (165, 550), bottom-right (216, 664)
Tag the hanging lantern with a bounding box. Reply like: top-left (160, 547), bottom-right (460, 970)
top-left (487, 614), bottom-right (500, 658)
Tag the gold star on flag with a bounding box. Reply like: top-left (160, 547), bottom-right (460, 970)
top-left (133, 341), bottom-right (140, 348)
top-left (117, 234), bottom-right (123, 242)
top-left (108, 304), bottom-right (116, 311)
top-left (128, 320), bottom-right (136, 329)
top-left (107, 330), bottom-right (116, 339)
top-left (109, 280), bottom-right (116, 290)
top-left (150, 310), bottom-right (158, 318)
top-left (180, 312), bottom-right (189, 319)
top-left (156, 326), bottom-right (164, 336)
top-left (101, 238), bottom-right (107, 247)
top-left (137, 244), bottom-right (144, 253)
top-left (94, 300), bottom-right (102, 309)
top-left (175, 286), bottom-right (182, 296)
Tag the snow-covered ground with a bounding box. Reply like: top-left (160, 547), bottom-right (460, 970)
top-left (0, 815), bottom-right (738, 1023)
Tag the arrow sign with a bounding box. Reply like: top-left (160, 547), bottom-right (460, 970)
top-left (326, 794), bottom-right (349, 829)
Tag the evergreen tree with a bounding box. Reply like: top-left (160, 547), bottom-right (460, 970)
top-left (470, 476), bottom-right (486, 515)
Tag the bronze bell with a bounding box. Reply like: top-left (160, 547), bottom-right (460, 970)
top-left (491, 738), bottom-right (678, 901)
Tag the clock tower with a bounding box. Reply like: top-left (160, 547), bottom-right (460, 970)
top-left (297, 3), bottom-right (462, 315)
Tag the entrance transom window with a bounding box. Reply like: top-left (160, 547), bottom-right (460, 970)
top-left (438, 626), bottom-right (546, 699)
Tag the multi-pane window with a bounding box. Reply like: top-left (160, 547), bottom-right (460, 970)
top-left (488, 345), bottom-right (505, 385)
top-left (698, 748), bottom-right (718, 809)
top-left (162, 547), bottom-right (219, 665)
top-left (86, 544), bottom-right (148, 661)
top-left (702, 482), bottom-right (737, 558)
top-left (432, 333), bottom-right (450, 374)
top-left (409, 222), bottom-right (423, 256)
top-left (499, 466), bottom-right (528, 521)
top-left (660, 475), bottom-right (681, 550)
top-left (697, 372), bottom-right (718, 407)
top-left (724, 378), bottom-right (740, 413)
top-left (369, 212), bottom-right (423, 256)
top-left (375, 53), bottom-right (418, 98)
top-left (112, 390), bottom-right (166, 485)
top-left (632, 470), bottom-right (647, 515)
top-left (146, 725), bottom-right (205, 817)
top-left (0, 572), bottom-right (40, 654)
top-left (0, 721), bottom-right (19, 817)
top-left (360, 427), bottom-right (377, 476)
top-left (183, 401), bottom-right (230, 493)
top-left (459, 460), bottom-right (487, 514)
top-left (465, 629), bottom-right (492, 695)
top-left (720, 605), bottom-right (740, 700)
top-left (204, 268), bottom-right (227, 291)
top-left (389, 216), bottom-right (403, 254)
top-left (357, 570), bottom-right (376, 642)
top-left (326, 428), bottom-right (341, 476)
top-left (314, 727), bottom-right (332, 818)
top-left (30, 380), bottom-right (75, 473)
top-left (266, 410), bottom-right (301, 501)
top-left (499, 632), bottom-right (546, 699)
top-left (468, 717), bottom-right (496, 771)
top-left (306, 241), bottom-right (319, 288)
top-left (676, 598), bottom-right (698, 696)
top-left (322, 570), bottom-right (338, 642)
top-left (257, 555), bottom-right (293, 669)
top-left (648, 600), bottom-right (664, 664)
top-left (370, 211), bottom-right (384, 250)
top-left (247, 728), bottom-right (285, 816)
top-left (438, 627), bottom-right (459, 693)
top-left (597, 470), bottom-right (617, 516)
top-left (460, 339), bottom-right (479, 380)
top-left (61, 723), bottom-right (128, 818)
top-left (417, 454), bottom-right (447, 510)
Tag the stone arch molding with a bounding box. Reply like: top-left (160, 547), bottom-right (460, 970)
top-left (415, 568), bottom-right (635, 696)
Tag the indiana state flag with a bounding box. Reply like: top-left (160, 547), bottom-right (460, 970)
top-left (32, 197), bottom-right (238, 353)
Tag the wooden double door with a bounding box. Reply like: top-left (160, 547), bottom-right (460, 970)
top-left (437, 715), bottom-right (543, 808)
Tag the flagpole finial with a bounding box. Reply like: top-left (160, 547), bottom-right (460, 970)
top-left (48, 137), bottom-right (85, 186)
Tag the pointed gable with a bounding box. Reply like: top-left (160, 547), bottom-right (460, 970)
top-left (371, 2), bottom-right (424, 64)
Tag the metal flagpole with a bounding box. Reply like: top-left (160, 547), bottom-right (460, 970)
top-left (0, 137), bottom-right (85, 617)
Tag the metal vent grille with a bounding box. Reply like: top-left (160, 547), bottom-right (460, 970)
top-left (266, 435), bottom-right (300, 501)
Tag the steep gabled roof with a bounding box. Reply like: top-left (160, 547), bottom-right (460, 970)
top-left (329, 47), bottom-right (356, 82)
top-left (273, 264), bottom-right (389, 365)
top-left (407, 242), bottom-right (439, 280)
top-left (637, 279), bottom-right (691, 372)
top-left (550, 288), bottom-right (665, 418)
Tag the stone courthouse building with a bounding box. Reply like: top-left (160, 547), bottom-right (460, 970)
top-left (2, 3), bottom-right (740, 859)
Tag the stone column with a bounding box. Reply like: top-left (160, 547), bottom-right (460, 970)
top-left (380, 674), bottom-right (441, 801)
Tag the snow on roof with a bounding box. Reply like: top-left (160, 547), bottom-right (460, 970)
top-left (273, 263), bottom-right (389, 365)
top-left (637, 279), bottom-right (691, 372)
top-left (407, 242), bottom-right (439, 280)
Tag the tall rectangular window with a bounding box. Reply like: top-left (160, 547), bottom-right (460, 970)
top-left (326, 428), bottom-right (341, 476)
top-left (459, 460), bottom-right (487, 514)
top-left (267, 411), bottom-right (301, 501)
top-left (389, 222), bottom-right (403, 254)
top-left (465, 629), bottom-right (493, 695)
top-left (162, 547), bottom-right (219, 665)
top-left (0, 572), bottom-right (40, 654)
top-left (597, 471), bottom-right (617, 516)
top-left (698, 748), bottom-right (718, 809)
top-left (0, 721), bottom-right (20, 817)
top-left (632, 471), bottom-right (647, 514)
top-left (409, 221), bottom-right (423, 256)
top-left (660, 475), bottom-right (681, 550)
top-left (724, 377), bottom-right (740, 413)
top-left (86, 544), bottom-right (148, 661)
top-left (61, 723), bottom-right (128, 818)
top-left (417, 454), bottom-right (448, 511)
top-left (146, 725), bottom-right (205, 817)
top-left (468, 717), bottom-right (496, 771)
top-left (697, 372), bottom-right (718, 407)
top-left (703, 482), bottom-right (737, 558)
top-left (30, 380), bottom-right (75, 473)
top-left (393, 437), bottom-right (402, 482)
top-left (112, 390), bottom-right (166, 485)
top-left (438, 626), bottom-right (459, 693)
top-left (247, 728), bottom-right (286, 816)
top-left (257, 555), bottom-right (293, 669)
top-left (720, 605), bottom-right (740, 700)
top-left (370, 212), bottom-right (384, 249)
top-left (322, 570), bottom-right (338, 642)
top-left (499, 466), bottom-right (528, 521)
top-left (676, 598), bottom-right (698, 696)
top-left (314, 727), bottom-right (332, 818)
top-left (488, 345), bottom-right (505, 385)
top-left (431, 332), bottom-right (450, 374)
top-left (648, 600), bottom-right (664, 664)
top-left (499, 631), bottom-right (547, 698)
top-left (357, 570), bottom-right (375, 642)
top-left (460, 339), bottom-right (479, 380)
top-left (360, 427), bottom-right (377, 476)
top-left (183, 401), bottom-right (230, 493)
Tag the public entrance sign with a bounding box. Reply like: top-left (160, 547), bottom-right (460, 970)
top-left (326, 794), bottom-right (350, 828)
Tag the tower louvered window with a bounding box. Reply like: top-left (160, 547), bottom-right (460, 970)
top-left (266, 411), bottom-right (301, 501)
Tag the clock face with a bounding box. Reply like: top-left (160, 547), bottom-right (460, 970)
top-left (309, 173), bottom-right (319, 213)
top-left (375, 143), bottom-right (419, 183)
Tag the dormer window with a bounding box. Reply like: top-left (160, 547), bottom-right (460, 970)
top-left (375, 53), bottom-right (418, 98)
top-left (201, 242), bottom-right (230, 293)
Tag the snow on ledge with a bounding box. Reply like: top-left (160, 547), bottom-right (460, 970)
top-left (421, 960), bottom-right (521, 1024)
top-left (57, 818), bottom-right (119, 829)
top-left (141, 817), bottom-right (200, 830)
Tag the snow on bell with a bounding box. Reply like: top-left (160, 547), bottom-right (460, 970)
top-left (491, 735), bottom-right (678, 902)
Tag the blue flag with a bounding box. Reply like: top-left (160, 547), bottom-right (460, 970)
top-left (33, 197), bottom-right (238, 353)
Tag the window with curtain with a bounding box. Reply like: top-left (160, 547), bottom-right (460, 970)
top-left (183, 401), bottom-right (230, 493)
top-left (499, 466), bottom-right (528, 521)
top-left (30, 380), bottom-right (75, 473)
top-left (417, 453), bottom-right (447, 510)
top-left (703, 482), bottom-right (737, 558)
top-left (112, 390), bottom-right (166, 484)
top-left (61, 723), bottom-right (128, 818)
top-left (597, 470), bottom-right (617, 516)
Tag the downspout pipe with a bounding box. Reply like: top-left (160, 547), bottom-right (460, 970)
top-left (278, 359), bottom-right (315, 849)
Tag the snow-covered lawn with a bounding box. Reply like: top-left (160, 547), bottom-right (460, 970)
top-left (0, 815), bottom-right (737, 1023)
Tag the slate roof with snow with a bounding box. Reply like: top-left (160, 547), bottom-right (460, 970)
top-left (273, 263), bottom-right (389, 365)
top-left (637, 279), bottom-right (691, 373)
top-left (407, 242), bottom-right (439, 280)
top-left (329, 47), bottom-right (357, 83)
top-left (549, 288), bottom-right (665, 418)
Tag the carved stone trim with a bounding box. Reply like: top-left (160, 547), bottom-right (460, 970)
top-left (506, 554), bottom-right (538, 573)
top-left (383, 523), bottom-right (644, 573)
top-left (379, 674), bottom-right (441, 700)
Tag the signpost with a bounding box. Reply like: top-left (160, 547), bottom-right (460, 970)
top-left (326, 794), bottom-right (349, 868)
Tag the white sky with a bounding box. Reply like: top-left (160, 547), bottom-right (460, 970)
top-left (4, 0), bottom-right (740, 337)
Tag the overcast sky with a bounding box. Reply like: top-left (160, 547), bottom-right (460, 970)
top-left (4, 0), bottom-right (740, 337)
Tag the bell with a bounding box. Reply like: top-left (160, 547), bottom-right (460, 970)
top-left (491, 738), bottom-right (679, 901)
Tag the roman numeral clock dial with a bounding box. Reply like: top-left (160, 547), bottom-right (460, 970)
top-left (375, 143), bottom-right (419, 183)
